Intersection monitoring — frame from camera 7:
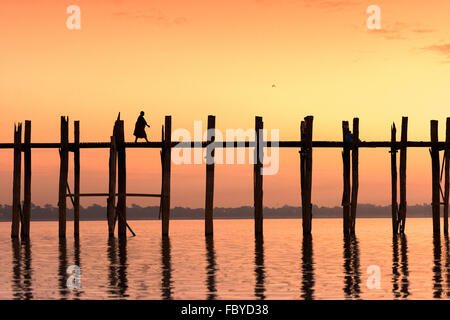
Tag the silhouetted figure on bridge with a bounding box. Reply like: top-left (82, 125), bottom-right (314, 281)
top-left (133, 111), bottom-right (150, 143)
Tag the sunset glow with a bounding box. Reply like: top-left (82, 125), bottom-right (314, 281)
top-left (1, 0), bottom-right (450, 208)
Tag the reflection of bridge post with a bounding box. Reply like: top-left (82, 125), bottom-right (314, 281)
top-left (11, 240), bottom-right (34, 300)
top-left (343, 235), bottom-right (360, 299)
top-left (254, 236), bottom-right (265, 300)
top-left (107, 237), bottom-right (129, 298)
top-left (392, 234), bottom-right (410, 299)
top-left (107, 237), bottom-right (118, 297)
top-left (11, 239), bottom-right (22, 299)
top-left (433, 235), bottom-right (443, 298)
top-left (392, 235), bottom-right (400, 298)
top-left (117, 237), bottom-right (129, 298)
top-left (73, 237), bottom-right (82, 298)
top-left (399, 234), bottom-right (409, 298)
top-left (161, 236), bottom-right (173, 300)
top-left (205, 236), bottom-right (217, 300)
top-left (445, 235), bottom-right (450, 297)
top-left (58, 238), bottom-right (68, 299)
top-left (301, 234), bottom-right (314, 300)
top-left (22, 240), bottom-right (33, 299)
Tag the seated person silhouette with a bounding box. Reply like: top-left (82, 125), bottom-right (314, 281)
top-left (345, 131), bottom-right (353, 143)
top-left (133, 111), bottom-right (150, 143)
top-left (344, 131), bottom-right (361, 143)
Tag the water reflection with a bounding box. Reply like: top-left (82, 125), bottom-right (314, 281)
top-left (107, 237), bottom-right (129, 298)
top-left (205, 236), bottom-right (217, 300)
top-left (254, 236), bottom-right (265, 300)
top-left (11, 239), bottom-right (33, 300)
top-left (161, 236), bottom-right (173, 300)
top-left (392, 235), bottom-right (400, 297)
top-left (58, 238), bottom-right (68, 299)
top-left (301, 234), bottom-right (314, 300)
top-left (392, 234), bottom-right (409, 299)
top-left (73, 237), bottom-right (82, 299)
top-left (343, 235), bottom-right (361, 299)
top-left (432, 235), bottom-right (443, 299)
top-left (445, 235), bottom-right (450, 298)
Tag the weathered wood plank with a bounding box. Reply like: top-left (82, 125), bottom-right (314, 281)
top-left (107, 136), bottom-right (117, 237)
top-left (58, 117), bottom-right (69, 238)
top-left (399, 117), bottom-right (408, 233)
top-left (11, 123), bottom-right (22, 238)
top-left (445, 118), bottom-right (450, 235)
top-left (22, 121), bottom-right (31, 239)
top-left (254, 116), bottom-right (263, 235)
top-left (350, 118), bottom-right (359, 233)
top-left (342, 121), bottom-right (351, 234)
top-left (391, 123), bottom-right (399, 234)
top-left (300, 121), bottom-right (306, 233)
top-left (205, 115), bottom-right (215, 235)
top-left (74, 120), bottom-right (80, 237)
top-left (303, 116), bottom-right (313, 235)
top-left (1, 140), bottom-right (450, 150)
top-left (431, 120), bottom-right (440, 234)
top-left (116, 120), bottom-right (127, 237)
top-left (162, 116), bottom-right (172, 236)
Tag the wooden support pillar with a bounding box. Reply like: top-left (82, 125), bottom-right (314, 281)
top-left (390, 123), bottom-right (399, 234)
top-left (159, 125), bottom-right (164, 221)
top-left (342, 121), bottom-right (351, 234)
top-left (300, 121), bottom-right (306, 233)
top-left (254, 116), bottom-right (264, 235)
top-left (107, 135), bottom-right (117, 237)
top-left (431, 120), bottom-right (440, 235)
top-left (116, 120), bottom-right (127, 237)
top-left (161, 116), bottom-right (172, 236)
top-left (58, 116), bottom-right (69, 238)
top-left (350, 118), bottom-right (359, 233)
top-left (399, 117), bottom-right (408, 233)
top-left (74, 121), bottom-right (80, 237)
top-left (301, 116), bottom-right (313, 235)
top-left (205, 115), bottom-right (215, 236)
top-left (22, 121), bottom-right (31, 239)
top-left (11, 123), bottom-right (22, 239)
top-left (444, 118), bottom-right (450, 235)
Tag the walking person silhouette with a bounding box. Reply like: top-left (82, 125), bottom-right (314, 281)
top-left (133, 111), bottom-right (150, 142)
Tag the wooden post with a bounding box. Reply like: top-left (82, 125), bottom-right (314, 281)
top-left (342, 121), bottom-right (351, 234)
top-left (391, 123), bottom-right (399, 234)
top-left (301, 116), bottom-right (313, 235)
top-left (399, 117), bottom-right (408, 233)
top-left (445, 118), bottom-right (450, 235)
top-left (300, 121), bottom-right (306, 233)
top-left (21, 121), bottom-right (31, 239)
top-left (11, 123), bottom-right (22, 238)
top-left (305, 116), bottom-right (313, 234)
top-left (58, 117), bottom-right (69, 238)
top-left (74, 121), bottom-right (80, 237)
top-left (205, 115), bottom-right (215, 236)
top-left (350, 118), bottom-right (359, 233)
top-left (254, 116), bottom-right (263, 235)
top-left (159, 125), bottom-right (164, 221)
top-left (116, 120), bottom-right (127, 237)
top-left (107, 135), bottom-right (117, 237)
top-left (161, 116), bottom-right (172, 236)
top-left (431, 120), bottom-right (440, 235)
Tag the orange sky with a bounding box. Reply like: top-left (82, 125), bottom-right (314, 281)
top-left (1, 0), bottom-right (450, 208)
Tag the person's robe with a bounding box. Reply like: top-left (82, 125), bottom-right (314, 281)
top-left (133, 115), bottom-right (148, 138)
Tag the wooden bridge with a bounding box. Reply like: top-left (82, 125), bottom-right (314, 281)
top-left (1, 114), bottom-right (449, 239)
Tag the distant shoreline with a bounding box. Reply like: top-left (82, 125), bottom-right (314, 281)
top-left (0, 216), bottom-right (430, 222)
top-left (0, 203), bottom-right (436, 222)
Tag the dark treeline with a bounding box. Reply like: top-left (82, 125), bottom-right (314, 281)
top-left (0, 203), bottom-right (436, 221)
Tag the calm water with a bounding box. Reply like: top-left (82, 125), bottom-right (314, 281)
top-left (0, 218), bottom-right (449, 300)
